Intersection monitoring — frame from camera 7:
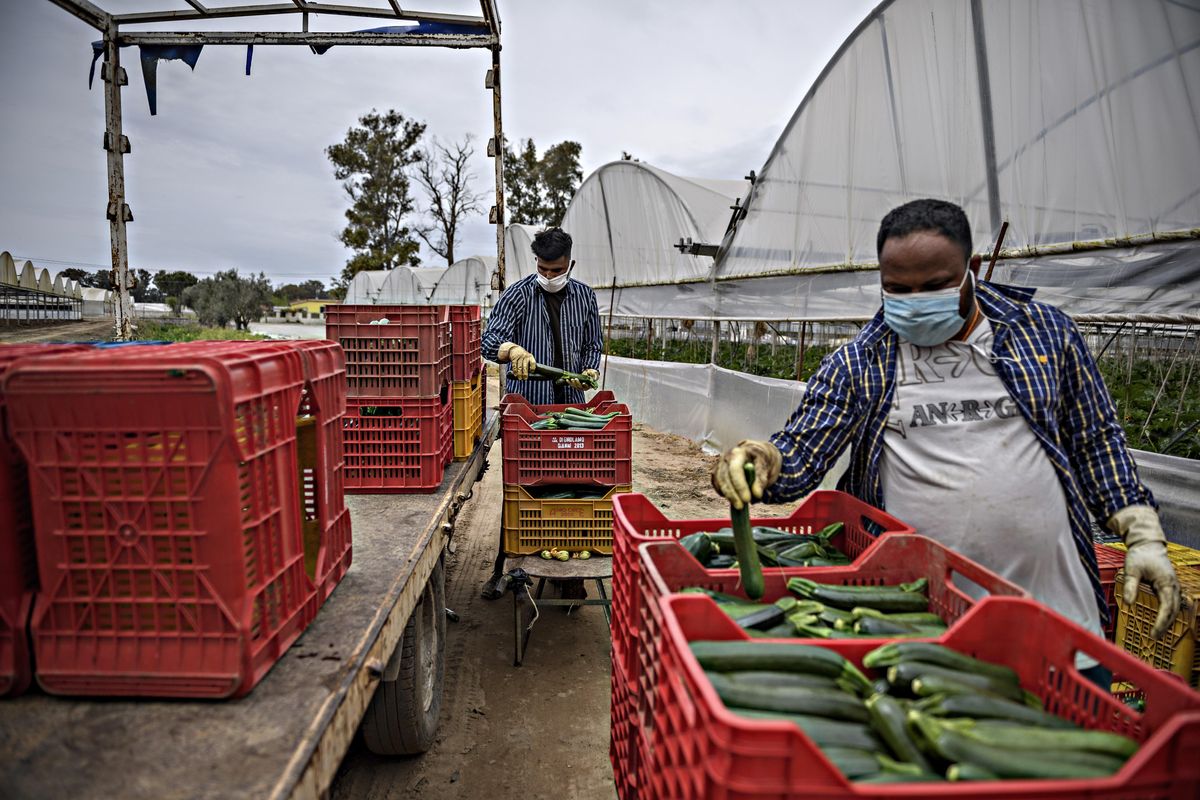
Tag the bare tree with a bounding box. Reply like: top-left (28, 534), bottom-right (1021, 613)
top-left (413, 135), bottom-right (487, 265)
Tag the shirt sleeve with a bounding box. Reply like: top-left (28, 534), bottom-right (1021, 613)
top-left (581, 287), bottom-right (603, 371)
top-left (1057, 316), bottom-right (1156, 520)
top-left (763, 349), bottom-right (863, 504)
top-left (481, 284), bottom-right (523, 364)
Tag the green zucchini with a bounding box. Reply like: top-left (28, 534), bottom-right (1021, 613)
top-left (678, 532), bottom-right (712, 563)
top-left (707, 672), bottom-right (869, 722)
top-left (944, 719), bottom-right (1138, 759)
top-left (679, 587), bottom-right (752, 605)
top-left (815, 521), bottom-right (845, 541)
top-left (890, 662), bottom-right (1024, 703)
top-left (708, 554), bottom-right (737, 569)
top-left (908, 713), bottom-right (1123, 779)
top-left (863, 642), bottom-right (1020, 684)
top-left (731, 463), bottom-right (764, 600)
top-left (735, 605), bottom-right (788, 631)
top-left (856, 772), bottom-right (942, 783)
top-left (729, 708), bottom-right (880, 750)
top-left (690, 640), bottom-right (873, 694)
top-left (721, 670), bottom-right (841, 691)
top-left (820, 747), bottom-right (882, 779)
top-left (923, 692), bottom-right (1078, 729)
top-left (864, 693), bottom-right (932, 772)
top-left (788, 578), bottom-right (929, 612)
top-left (911, 674), bottom-right (1018, 702)
top-left (852, 607), bottom-right (946, 626)
top-left (946, 763), bottom-right (1000, 781)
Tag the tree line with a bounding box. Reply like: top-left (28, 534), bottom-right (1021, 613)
top-left (326, 108), bottom-right (582, 289)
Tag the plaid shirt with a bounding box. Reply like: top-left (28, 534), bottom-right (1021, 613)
top-left (765, 281), bottom-right (1154, 628)
top-left (482, 274), bottom-right (603, 405)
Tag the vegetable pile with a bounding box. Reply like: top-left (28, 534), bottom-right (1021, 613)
top-left (678, 522), bottom-right (852, 570)
top-left (529, 406), bottom-right (619, 430)
top-left (682, 576), bottom-right (947, 639)
top-left (690, 639), bottom-right (1137, 783)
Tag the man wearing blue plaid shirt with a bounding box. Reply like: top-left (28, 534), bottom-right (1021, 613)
top-left (713, 199), bottom-right (1181, 687)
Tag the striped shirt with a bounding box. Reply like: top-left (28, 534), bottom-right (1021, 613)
top-left (764, 280), bottom-right (1154, 629)
top-left (482, 274), bottom-right (603, 405)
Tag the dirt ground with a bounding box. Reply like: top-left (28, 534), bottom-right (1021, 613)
top-left (330, 380), bottom-right (742, 800)
top-left (0, 319), bottom-right (113, 343)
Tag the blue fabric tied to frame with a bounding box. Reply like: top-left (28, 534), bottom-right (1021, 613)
top-left (89, 40), bottom-right (204, 116)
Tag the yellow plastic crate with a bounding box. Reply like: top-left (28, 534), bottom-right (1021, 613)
top-left (501, 484), bottom-right (632, 555)
top-left (1115, 566), bottom-right (1200, 687)
top-left (451, 372), bottom-right (483, 461)
top-left (1106, 540), bottom-right (1200, 567)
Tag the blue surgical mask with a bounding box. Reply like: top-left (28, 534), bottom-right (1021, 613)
top-left (882, 270), bottom-right (972, 346)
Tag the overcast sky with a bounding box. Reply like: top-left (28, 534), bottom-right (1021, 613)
top-left (0, 0), bottom-right (875, 287)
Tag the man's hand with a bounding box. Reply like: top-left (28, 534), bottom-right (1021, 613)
top-left (497, 342), bottom-right (536, 380)
top-left (567, 368), bottom-right (600, 391)
top-left (711, 439), bottom-right (782, 510)
top-left (1110, 505), bottom-right (1181, 639)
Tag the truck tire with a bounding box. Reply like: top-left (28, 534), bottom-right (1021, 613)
top-left (362, 556), bottom-right (446, 756)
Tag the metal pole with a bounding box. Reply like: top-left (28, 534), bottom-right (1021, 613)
top-left (970, 0), bottom-right (1002, 238)
top-left (710, 320), bottom-right (720, 365)
top-left (102, 23), bottom-right (134, 340)
top-left (490, 44), bottom-right (505, 293)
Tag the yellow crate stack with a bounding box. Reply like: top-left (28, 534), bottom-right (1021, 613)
top-left (451, 370), bottom-right (484, 461)
top-left (1115, 566), bottom-right (1200, 688)
top-left (501, 484), bottom-right (628, 555)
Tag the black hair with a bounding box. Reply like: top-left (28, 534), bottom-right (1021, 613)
top-left (531, 227), bottom-right (573, 262)
top-left (876, 199), bottom-right (973, 263)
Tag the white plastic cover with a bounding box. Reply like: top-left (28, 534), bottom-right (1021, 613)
top-left (505, 223), bottom-right (540, 285)
top-left (344, 269), bottom-right (389, 304)
top-left (426, 255), bottom-right (497, 307)
top-left (563, 161), bottom-right (747, 290)
top-left (560, 1), bottom-right (1200, 321)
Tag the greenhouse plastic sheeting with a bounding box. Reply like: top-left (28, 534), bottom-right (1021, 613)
top-left (556, 0), bottom-right (1200, 322)
top-left (596, 355), bottom-right (849, 488)
top-left (426, 255), bottom-right (497, 307)
top-left (505, 224), bottom-right (539, 285)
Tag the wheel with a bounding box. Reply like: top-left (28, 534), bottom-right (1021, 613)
top-left (362, 555), bottom-right (447, 755)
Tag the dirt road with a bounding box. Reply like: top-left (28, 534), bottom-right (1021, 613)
top-left (330, 381), bottom-right (738, 800)
top-left (0, 319), bottom-right (113, 343)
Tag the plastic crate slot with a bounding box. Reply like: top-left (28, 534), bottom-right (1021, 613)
top-left (295, 403), bottom-right (321, 582)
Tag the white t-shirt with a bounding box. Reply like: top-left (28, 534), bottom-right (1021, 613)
top-left (881, 319), bottom-right (1103, 664)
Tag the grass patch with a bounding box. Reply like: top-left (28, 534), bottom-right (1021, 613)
top-left (131, 320), bottom-right (266, 342)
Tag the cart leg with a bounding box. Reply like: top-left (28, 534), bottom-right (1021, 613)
top-left (513, 583), bottom-right (526, 667)
top-left (594, 578), bottom-right (611, 627)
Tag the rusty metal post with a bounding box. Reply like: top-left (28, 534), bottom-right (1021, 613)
top-left (489, 45), bottom-right (505, 293)
top-left (102, 23), bottom-right (134, 340)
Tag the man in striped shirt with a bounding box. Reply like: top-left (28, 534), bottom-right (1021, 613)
top-left (483, 227), bottom-right (603, 405)
top-left (713, 199), bottom-right (1181, 687)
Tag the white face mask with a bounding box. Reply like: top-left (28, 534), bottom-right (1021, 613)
top-left (536, 267), bottom-right (571, 293)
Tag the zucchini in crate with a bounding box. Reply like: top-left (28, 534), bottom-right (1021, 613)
top-left (788, 577), bottom-right (930, 612)
top-left (706, 672), bottom-right (870, 723)
top-left (690, 641), bottom-right (874, 694)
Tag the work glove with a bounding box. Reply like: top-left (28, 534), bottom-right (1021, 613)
top-left (497, 342), bottom-right (536, 381)
top-left (711, 439), bottom-right (782, 511)
top-left (567, 368), bottom-right (600, 391)
top-left (1109, 505), bottom-right (1181, 639)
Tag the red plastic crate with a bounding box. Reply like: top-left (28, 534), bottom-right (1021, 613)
top-left (325, 304), bottom-right (451, 398)
top-left (612, 536), bottom-right (1025, 795)
top-left (449, 305), bottom-right (482, 382)
top-left (288, 341), bottom-right (353, 602)
top-left (611, 655), bottom-right (643, 800)
top-left (650, 593), bottom-right (1200, 799)
top-left (0, 344), bottom-right (89, 697)
top-left (2, 342), bottom-right (320, 698)
top-left (1096, 542), bottom-right (1126, 641)
top-left (342, 393), bottom-right (452, 493)
top-left (500, 400), bottom-right (632, 487)
top-left (610, 491), bottom-right (914, 681)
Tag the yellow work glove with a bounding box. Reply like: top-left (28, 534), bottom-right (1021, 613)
top-left (1109, 505), bottom-right (1181, 639)
top-left (711, 439), bottom-right (782, 510)
top-left (497, 342), bottom-right (536, 381)
top-left (567, 368), bottom-right (600, 391)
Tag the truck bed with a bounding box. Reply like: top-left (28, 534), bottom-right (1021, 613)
top-left (0, 413), bottom-right (498, 800)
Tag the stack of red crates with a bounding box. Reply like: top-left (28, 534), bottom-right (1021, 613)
top-left (327, 305), bottom-right (453, 492)
top-left (0, 340), bottom-right (352, 698)
top-left (499, 390), bottom-right (634, 555)
top-left (0, 344), bottom-right (88, 697)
